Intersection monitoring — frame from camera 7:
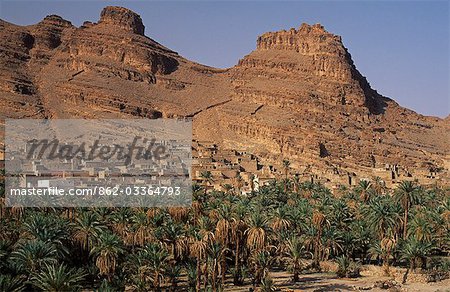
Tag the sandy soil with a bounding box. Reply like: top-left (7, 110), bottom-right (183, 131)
top-left (223, 271), bottom-right (450, 292)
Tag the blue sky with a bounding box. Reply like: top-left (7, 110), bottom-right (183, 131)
top-left (1, 0), bottom-right (448, 117)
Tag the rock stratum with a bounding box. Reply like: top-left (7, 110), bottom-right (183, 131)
top-left (0, 6), bottom-right (448, 188)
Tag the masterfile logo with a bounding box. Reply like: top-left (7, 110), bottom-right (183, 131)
top-left (5, 119), bottom-right (192, 207)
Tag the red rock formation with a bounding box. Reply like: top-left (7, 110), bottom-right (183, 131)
top-left (0, 7), bottom-right (448, 188)
top-left (99, 6), bottom-right (145, 35)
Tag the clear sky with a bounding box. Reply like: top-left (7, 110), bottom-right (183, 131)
top-left (1, 0), bottom-right (449, 117)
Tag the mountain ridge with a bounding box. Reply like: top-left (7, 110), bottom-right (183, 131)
top-left (0, 6), bottom-right (448, 188)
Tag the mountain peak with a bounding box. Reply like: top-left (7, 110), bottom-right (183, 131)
top-left (39, 14), bottom-right (73, 28)
top-left (256, 22), bottom-right (343, 52)
top-left (99, 6), bottom-right (145, 35)
top-left (298, 22), bottom-right (328, 33)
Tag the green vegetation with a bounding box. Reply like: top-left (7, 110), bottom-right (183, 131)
top-left (0, 170), bottom-right (449, 291)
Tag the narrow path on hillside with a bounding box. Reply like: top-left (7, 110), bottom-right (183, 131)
top-left (250, 104), bottom-right (264, 115)
top-left (186, 98), bottom-right (232, 117)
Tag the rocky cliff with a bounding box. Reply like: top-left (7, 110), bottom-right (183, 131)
top-left (0, 6), bottom-right (231, 120)
top-left (0, 7), bottom-right (448, 188)
top-left (98, 6), bottom-right (145, 35)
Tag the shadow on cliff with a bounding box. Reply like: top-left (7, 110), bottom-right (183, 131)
top-left (366, 93), bottom-right (391, 115)
top-left (346, 49), bottom-right (390, 115)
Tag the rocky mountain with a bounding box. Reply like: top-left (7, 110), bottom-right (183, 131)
top-left (0, 6), bottom-right (448, 188)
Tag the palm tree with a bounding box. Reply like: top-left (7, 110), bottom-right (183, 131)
top-left (22, 212), bottom-right (69, 258)
top-left (363, 196), bottom-right (401, 240)
top-left (246, 212), bottom-right (270, 251)
top-left (185, 260), bottom-right (198, 290)
top-left (10, 240), bottom-right (58, 274)
top-left (0, 176), bottom-right (445, 290)
top-left (320, 226), bottom-right (343, 261)
top-left (282, 159), bottom-right (291, 180)
top-left (95, 279), bottom-right (116, 292)
top-left (200, 171), bottom-right (213, 193)
top-left (400, 237), bottom-right (433, 283)
top-left (0, 240), bottom-right (11, 272)
top-left (215, 204), bottom-right (231, 246)
top-left (206, 242), bottom-right (226, 292)
top-left (0, 275), bottom-right (25, 292)
top-left (157, 222), bottom-right (188, 262)
top-left (310, 210), bottom-right (328, 270)
top-left (109, 208), bottom-right (133, 245)
top-left (138, 242), bottom-right (169, 290)
top-left (282, 159), bottom-right (291, 192)
top-left (438, 196), bottom-right (450, 233)
top-left (72, 210), bottom-right (106, 253)
top-left (289, 199), bottom-right (311, 232)
top-left (131, 210), bottom-right (151, 247)
top-left (369, 237), bottom-right (396, 275)
top-left (189, 229), bottom-right (211, 291)
top-left (335, 255), bottom-right (361, 278)
top-left (90, 231), bottom-right (124, 280)
top-left (347, 220), bottom-right (372, 261)
top-left (437, 196), bottom-right (450, 254)
top-left (222, 183), bottom-right (234, 194)
top-left (214, 204), bottom-right (232, 284)
top-left (30, 263), bottom-right (86, 292)
top-left (329, 199), bottom-right (352, 230)
top-left (408, 210), bottom-right (436, 243)
top-left (356, 180), bottom-right (372, 203)
top-left (167, 207), bottom-right (190, 223)
top-left (250, 250), bottom-right (273, 289)
top-left (401, 237), bottom-right (433, 270)
top-left (270, 206), bottom-right (291, 234)
top-left (285, 236), bottom-right (307, 282)
top-left (230, 200), bottom-right (248, 286)
top-left (394, 181), bottom-right (420, 239)
top-left (260, 274), bottom-right (276, 292)
top-left (165, 264), bottom-right (181, 291)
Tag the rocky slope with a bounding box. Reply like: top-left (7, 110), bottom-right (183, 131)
top-left (193, 23), bottom-right (449, 187)
top-left (0, 6), bottom-right (231, 120)
top-left (0, 6), bottom-right (448, 188)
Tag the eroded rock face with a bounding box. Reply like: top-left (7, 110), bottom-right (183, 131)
top-left (34, 15), bottom-right (73, 49)
top-left (257, 24), bottom-right (344, 57)
top-left (0, 6), bottom-right (208, 120)
top-left (99, 6), bottom-right (145, 35)
top-left (0, 7), bottom-right (448, 188)
top-left (194, 24), bottom-right (449, 188)
top-left (239, 23), bottom-right (380, 113)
